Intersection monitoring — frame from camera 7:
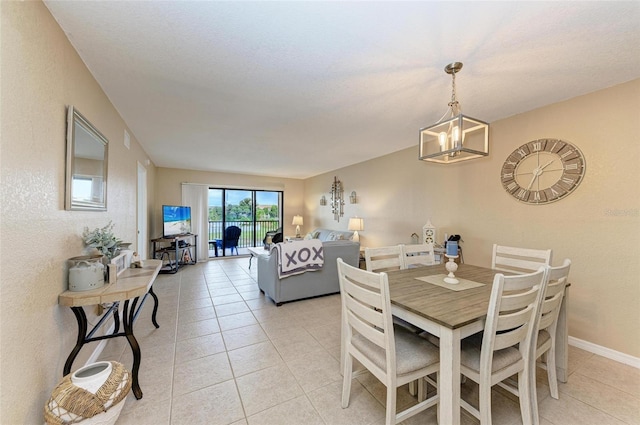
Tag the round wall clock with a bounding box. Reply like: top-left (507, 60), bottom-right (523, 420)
top-left (500, 138), bottom-right (586, 204)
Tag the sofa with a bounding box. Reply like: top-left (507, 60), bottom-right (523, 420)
top-left (257, 228), bottom-right (360, 306)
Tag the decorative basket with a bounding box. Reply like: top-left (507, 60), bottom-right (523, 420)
top-left (44, 361), bottom-right (131, 425)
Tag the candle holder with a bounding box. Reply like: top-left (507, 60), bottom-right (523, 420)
top-left (444, 254), bottom-right (459, 284)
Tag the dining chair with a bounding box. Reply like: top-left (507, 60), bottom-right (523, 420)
top-left (491, 243), bottom-right (552, 274)
top-left (337, 258), bottom-right (440, 425)
top-left (531, 259), bottom-right (571, 424)
top-left (400, 243), bottom-right (436, 269)
top-left (459, 266), bottom-right (549, 425)
top-left (365, 245), bottom-right (404, 273)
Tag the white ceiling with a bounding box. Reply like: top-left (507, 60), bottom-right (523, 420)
top-left (44, 1), bottom-right (640, 179)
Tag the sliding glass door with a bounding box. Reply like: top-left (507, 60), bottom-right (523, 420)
top-left (208, 188), bottom-right (282, 257)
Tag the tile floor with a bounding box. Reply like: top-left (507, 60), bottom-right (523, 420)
top-left (99, 258), bottom-right (640, 425)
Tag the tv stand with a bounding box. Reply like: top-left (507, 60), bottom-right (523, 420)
top-left (151, 234), bottom-right (197, 274)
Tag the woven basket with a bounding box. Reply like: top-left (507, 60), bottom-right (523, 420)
top-left (44, 361), bottom-right (131, 425)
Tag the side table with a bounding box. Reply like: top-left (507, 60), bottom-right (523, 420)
top-left (247, 246), bottom-right (270, 269)
top-left (58, 259), bottom-right (162, 400)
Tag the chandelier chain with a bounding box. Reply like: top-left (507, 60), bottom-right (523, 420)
top-left (448, 71), bottom-right (460, 114)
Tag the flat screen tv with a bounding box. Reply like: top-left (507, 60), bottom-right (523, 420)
top-left (163, 205), bottom-right (192, 237)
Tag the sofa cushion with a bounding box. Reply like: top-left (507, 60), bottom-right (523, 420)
top-left (313, 228), bottom-right (353, 242)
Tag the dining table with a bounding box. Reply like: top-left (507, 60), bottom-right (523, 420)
top-left (386, 263), bottom-right (569, 425)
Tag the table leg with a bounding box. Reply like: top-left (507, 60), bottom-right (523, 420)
top-left (123, 298), bottom-right (143, 399)
top-left (112, 304), bottom-right (120, 334)
top-left (148, 287), bottom-right (160, 329)
top-left (63, 307), bottom-right (88, 376)
top-left (439, 327), bottom-right (461, 425)
top-left (249, 253), bottom-right (255, 269)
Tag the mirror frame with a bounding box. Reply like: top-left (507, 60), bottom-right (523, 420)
top-left (65, 106), bottom-right (109, 211)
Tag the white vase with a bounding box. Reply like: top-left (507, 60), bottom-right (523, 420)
top-left (45, 361), bottom-right (130, 425)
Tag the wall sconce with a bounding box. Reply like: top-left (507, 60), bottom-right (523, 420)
top-left (320, 195), bottom-right (327, 206)
top-left (349, 191), bottom-right (357, 204)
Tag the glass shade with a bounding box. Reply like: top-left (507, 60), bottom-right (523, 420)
top-left (419, 113), bottom-right (489, 164)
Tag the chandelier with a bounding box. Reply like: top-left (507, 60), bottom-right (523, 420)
top-left (419, 62), bottom-right (489, 164)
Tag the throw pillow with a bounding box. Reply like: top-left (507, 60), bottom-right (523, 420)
top-left (304, 232), bottom-right (313, 240)
top-left (326, 232), bottom-right (338, 241)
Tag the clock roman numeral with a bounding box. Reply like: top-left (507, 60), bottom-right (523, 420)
top-left (516, 189), bottom-right (528, 199)
top-left (564, 163), bottom-right (579, 170)
top-left (530, 142), bottom-right (542, 152)
top-left (506, 181), bottom-right (518, 191)
top-left (516, 148), bottom-right (527, 158)
top-left (502, 172), bottom-right (513, 179)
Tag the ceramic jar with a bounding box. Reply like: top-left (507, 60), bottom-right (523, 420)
top-left (68, 255), bottom-right (105, 292)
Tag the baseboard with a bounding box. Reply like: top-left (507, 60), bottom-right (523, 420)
top-left (569, 336), bottom-right (640, 369)
top-left (84, 322), bottom-right (115, 366)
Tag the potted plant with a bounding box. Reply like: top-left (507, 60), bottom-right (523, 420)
top-left (82, 221), bottom-right (123, 260)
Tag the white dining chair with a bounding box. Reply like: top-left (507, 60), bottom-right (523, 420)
top-left (531, 259), bottom-right (571, 424)
top-left (459, 266), bottom-right (549, 425)
top-left (337, 258), bottom-right (440, 425)
top-left (365, 245), bottom-right (404, 273)
top-left (400, 243), bottom-right (436, 269)
top-left (491, 243), bottom-right (552, 274)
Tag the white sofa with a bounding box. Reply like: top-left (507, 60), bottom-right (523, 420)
top-left (257, 228), bottom-right (360, 305)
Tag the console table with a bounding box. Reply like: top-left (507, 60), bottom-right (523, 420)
top-left (58, 259), bottom-right (162, 400)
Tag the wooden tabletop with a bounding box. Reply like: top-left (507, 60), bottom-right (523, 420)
top-left (387, 263), bottom-right (499, 329)
top-left (59, 259), bottom-right (162, 307)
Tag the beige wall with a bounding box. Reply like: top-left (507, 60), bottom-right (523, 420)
top-left (306, 79), bottom-right (640, 358)
top-left (1, 2), bottom-right (638, 423)
top-left (154, 168), bottom-right (304, 240)
top-left (1, 2), bottom-right (155, 423)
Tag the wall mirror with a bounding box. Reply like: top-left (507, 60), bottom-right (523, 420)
top-left (65, 106), bottom-right (108, 211)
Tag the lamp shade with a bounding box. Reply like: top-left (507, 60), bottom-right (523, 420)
top-left (348, 217), bottom-right (364, 232)
top-left (292, 215), bottom-right (303, 226)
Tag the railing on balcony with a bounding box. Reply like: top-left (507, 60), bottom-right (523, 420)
top-left (208, 220), bottom-right (281, 250)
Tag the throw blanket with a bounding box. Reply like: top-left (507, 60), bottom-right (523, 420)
top-left (272, 240), bottom-right (324, 279)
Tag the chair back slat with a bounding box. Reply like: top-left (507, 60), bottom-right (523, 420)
top-left (347, 310), bottom-right (386, 349)
top-left (492, 244), bottom-right (552, 274)
top-left (401, 244), bottom-right (436, 269)
top-left (338, 258), bottom-right (394, 366)
top-left (345, 294), bottom-right (384, 329)
top-left (343, 276), bottom-right (384, 310)
top-left (365, 246), bottom-right (403, 273)
top-left (538, 259), bottom-right (571, 332)
top-left (494, 322), bottom-right (529, 351)
top-left (500, 288), bottom-right (539, 312)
